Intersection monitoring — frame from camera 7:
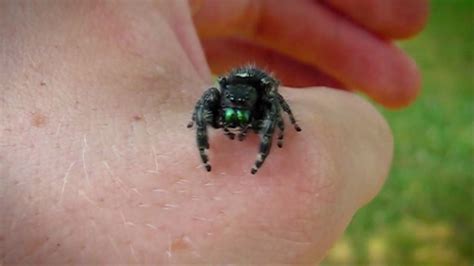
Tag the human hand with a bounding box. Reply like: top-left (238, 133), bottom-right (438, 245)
top-left (1, 1), bottom-right (392, 264)
top-left (191, 0), bottom-right (429, 108)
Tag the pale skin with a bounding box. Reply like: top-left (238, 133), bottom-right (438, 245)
top-left (0, 0), bottom-right (427, 264)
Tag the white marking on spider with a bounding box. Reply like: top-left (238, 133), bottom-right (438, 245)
top-left (235, 72), bottom-right (250, 77)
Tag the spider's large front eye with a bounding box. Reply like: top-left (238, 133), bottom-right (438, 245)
top-left (236, 110), bottom-right (250, 124)
top-left (224, 108), bottom-right (236, 123)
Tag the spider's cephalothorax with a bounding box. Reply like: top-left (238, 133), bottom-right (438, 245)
top-left (187, 66), bottom-right (301, 174)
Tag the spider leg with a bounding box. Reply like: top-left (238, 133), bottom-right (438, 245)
top-left (276, 93), bottom-right (302, 132)
top-left (187, 110), bottom-right (196, 128)
top-left (187, 99), bottom-right (200, 128)
top-left (194, 87), bottom-right (220, 171)
top-left (251, 99), bottom-right (279, 174)
top-left (238, 126), bottom-right (249, 141)
top-left (196, 125), bottom-right (211, 171)
top-left (223, 127), bottom-right (235, 140)
top-left (277, 118), bottom-right (285, 148)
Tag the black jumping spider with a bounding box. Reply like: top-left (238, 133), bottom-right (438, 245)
top-left (187, 66), bottom-right (301, 174)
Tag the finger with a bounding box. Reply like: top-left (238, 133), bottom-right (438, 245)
top-left (245, 0), bottom-right (421, 107)
top-left (190, 0), bottom-right (262, 38)
top-left (202, 37), bottom-right (344, 88)
top-left (192, 0), bottom-right (421, 107)
top-left (322, 0), bottom-right (430, 39)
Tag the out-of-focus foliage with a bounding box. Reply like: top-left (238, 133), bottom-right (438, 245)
top-left (323, 0), bottom-right (474, 264)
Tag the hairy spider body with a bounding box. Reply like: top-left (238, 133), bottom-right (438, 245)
top-left (187, 66), bottom-right (301, 174)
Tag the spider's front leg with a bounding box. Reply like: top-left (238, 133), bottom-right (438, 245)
top-left (238, 126), bottom-right (249, 141)
top-left (223, 127), bottom-right (235, 140)
top-left (189, 87), bottom-right (220, 171)
top-left (251, 99), bottom-right (280, 174)
top-left (187, 105), bottom-right (198, 128)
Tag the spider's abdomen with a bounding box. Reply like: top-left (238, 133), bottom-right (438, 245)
top-left (228, 65), bottom-right (270, 82)
top-left (224, 65), bottom-right (278, 93)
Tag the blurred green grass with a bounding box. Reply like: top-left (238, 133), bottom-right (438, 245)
top-left (323, 1), bottom-right (473, 265)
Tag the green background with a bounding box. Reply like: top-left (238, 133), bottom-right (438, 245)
top-left (322, 1), bottom-right (473, 265)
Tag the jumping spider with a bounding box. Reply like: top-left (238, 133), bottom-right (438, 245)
top-left (187, 66), bottom-right (301, 174)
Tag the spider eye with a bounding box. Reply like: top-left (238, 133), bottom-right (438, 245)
top-left (224, 108), bottom-right (236, 123)
top-left (236, 110), bottom-right (250, 124)
top-left (224, 108), bottom-right (249, 124)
